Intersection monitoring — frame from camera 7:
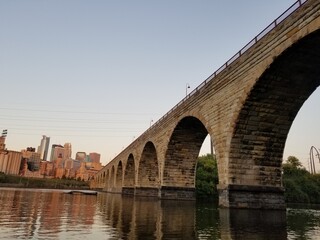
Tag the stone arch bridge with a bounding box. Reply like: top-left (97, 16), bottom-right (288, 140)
top-left (91, 0), bottom-right (320, 209)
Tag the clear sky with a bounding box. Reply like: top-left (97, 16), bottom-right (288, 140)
top-left (1, 0), bottom-right (319, 170)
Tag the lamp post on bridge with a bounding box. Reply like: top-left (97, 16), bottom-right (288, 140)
top-left (186, 83), bottom-right (190, 96)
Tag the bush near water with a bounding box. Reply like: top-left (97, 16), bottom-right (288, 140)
top-left (282, 156), bottom-right (320, 203)
top-left (196, 154), bottom-right (320, 204)
top-left (195, 154), bottom-right (219, 197)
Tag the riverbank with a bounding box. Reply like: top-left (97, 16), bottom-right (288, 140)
top-left (0, 173), bottom-right (90, 190)
top-left (196, 154), bottom-right (320, 204)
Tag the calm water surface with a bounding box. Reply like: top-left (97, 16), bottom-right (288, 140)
top-left (0, 188), bottom-right (319, 239)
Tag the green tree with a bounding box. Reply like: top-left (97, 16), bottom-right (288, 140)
top-left (196, 154), bottom-right (219, 199)
top-left (286, 156), bottom-right (302, 168)
top-left (282, 155), bottom-right (320, 204)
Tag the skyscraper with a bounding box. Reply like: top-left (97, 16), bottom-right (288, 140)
top-left (89, 152), bottom-right (101, 164)
top-left (64, 143), bottom-right (72, 159)
top-left (75, 152), bottom-right (86, 162)
top-left (50, 144), bottom-right (64, 162)
top-left (37, 135), bottom-right (50, 161)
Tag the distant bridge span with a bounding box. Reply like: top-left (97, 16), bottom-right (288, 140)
top-left (92, 0), bottom-right (320, 209)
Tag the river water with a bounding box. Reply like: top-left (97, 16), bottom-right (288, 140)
top-left (0, 188), bottom-right (319, 239)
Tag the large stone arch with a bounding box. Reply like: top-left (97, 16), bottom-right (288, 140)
top-left (136, 141), bottom-right (159, 196)
top-left (223, 29), bottom-right (320, 209)
top-left (123, 154), bottom-right (135, 195)
top-left (162, 116), bottom-right (208, 199)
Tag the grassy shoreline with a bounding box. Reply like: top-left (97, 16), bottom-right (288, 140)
top-left (0, 173), bottom-right (90, 190)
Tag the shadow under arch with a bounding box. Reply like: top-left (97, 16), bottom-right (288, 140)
top-left (94, 175), bottom-right (99, 189)
top-left (162, 116), bottom-right (209, 199)
top-left (115, 161), bottom-right (123, 192)
top-left (102, 171), bottom-right (106, 189)
top-left (123, 154), bottom-right (135, 195)
top-left (225, 29), bottom-right (320, 209)
top-left (136, 141), bottom-right (159, 197)
top-left (104, 169), bottom-right (109, 191)
top-left (109, 165), bottom-right (115, 191)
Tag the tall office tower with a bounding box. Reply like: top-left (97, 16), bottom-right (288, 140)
top-left (37, 135), bottom-right (50, 161)
top-left (64, 143), bottom-right (72, 159)
top-left (75, 152), bottom-right (86, 162)
top-left (89, 152), bottom-right (101, 163)
top-left (50, 144), bottom-right (64, 162)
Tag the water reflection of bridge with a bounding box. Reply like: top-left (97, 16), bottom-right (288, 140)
top-left (97, 193), bottom-right (287, 239)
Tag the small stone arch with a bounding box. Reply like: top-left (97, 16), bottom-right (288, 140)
top-left (116, 161), bottom-right (123, 189)
top-left (138, 141), bottom-right (159, 188)
top-left (105, 169), bottom-right (110, 190)
top-left (110, 166), bottom-right (115, 189)
top-left (163, 116), bottom-right (208, 188)
top-left (124, 154), bottom-right (135, 187)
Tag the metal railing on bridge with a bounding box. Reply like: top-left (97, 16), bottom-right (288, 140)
top-left (145, 0), bottom-right (308, 133)
top-left (111, 0), bottom-right (309, 162)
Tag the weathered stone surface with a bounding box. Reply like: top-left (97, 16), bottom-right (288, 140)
top-left (122, 187), bottom-right (135, 195)
top-left (161, 186), bottom-right (196, 200)
top-left (218, 184), bottom-right (286, 209)
top-left (135, 187), bottom-right (160, 197)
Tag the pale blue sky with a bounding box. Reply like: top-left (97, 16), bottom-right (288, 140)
top-left (1, 0), bottom-right (319, 170)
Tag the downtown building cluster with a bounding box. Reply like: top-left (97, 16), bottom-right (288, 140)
top-left (0, 135), bottom-right (103, 181)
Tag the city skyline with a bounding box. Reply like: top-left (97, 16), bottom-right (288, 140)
top-left (0, 134), bottom-right (103, 180)
top-left (1, 1), bottom-right (319, 168)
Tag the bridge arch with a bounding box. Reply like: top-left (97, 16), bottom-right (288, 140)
top-left (136, 141), bottom-right (159, 196)
top-left (123, 154), bottom-right (135, 187)
top-left (109, 166), bottom-right (115, 190)
top-left (163, 116), bottom-right (209, 190)
top-left (98, 174), bottom-right (102, 187)
top-left (95, 175), bottom-right (99, 188)
top-left (105, 169), bottom-right (110, 190)
top-left (102, 172), bottom-right (106, 188)
top-left (115, 161), bottom-right (123, 190)
top-left (224, 29), bottom-right (320, 208)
